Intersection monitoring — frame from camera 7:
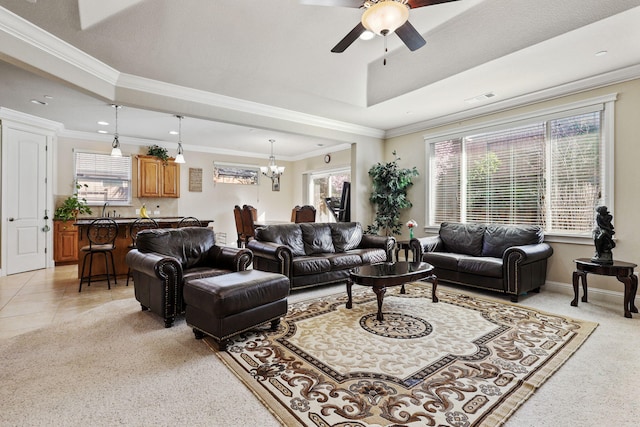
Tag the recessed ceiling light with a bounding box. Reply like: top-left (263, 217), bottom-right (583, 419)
top-left (169, 130), bottom-right (179, 135)
top-left (97, 121), bottom-right (109, 126)
top-left (30, 99), bottom-right (47, 105)
top-left (97, 130), bottom-right (109, 134)
top-left (359, 30), bottom-right (375, 41)
top-left (595, 50), bottom-right (608, 57)
top-left (43, 95), bottom-right (53, 99)
top-left (316, 143), bottom-right (325, 147)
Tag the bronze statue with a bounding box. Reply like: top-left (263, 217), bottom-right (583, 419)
top-left (592, 205), bottom-right (615, 264)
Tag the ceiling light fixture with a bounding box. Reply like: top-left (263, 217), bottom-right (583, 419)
top-left (174, 115), bottom-right (185, 164)
top-left (361, 0), bottom-right (409, 36)
top-left (260, 139), bottom-right (284, 184)
top-left (110, 104), bottom-right (122, 157)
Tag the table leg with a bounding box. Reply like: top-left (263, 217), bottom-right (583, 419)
top-left (631, 274), bottom-right (639, 314)
top-left (400, 284), bottom-right (406, 294)
top-left (346, 279), bottom-right (353, 309)
top-left (617, 274), bottom-right (634, 318)
top-left (373, 286), bottom-right (386, 321)
top-left (571, 270), bottom-right (587, 306)
top-left (425, 274), bottom-right (439, 303)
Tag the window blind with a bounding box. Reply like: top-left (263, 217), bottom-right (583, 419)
top-left (74, 151), bottom-right (132, 205)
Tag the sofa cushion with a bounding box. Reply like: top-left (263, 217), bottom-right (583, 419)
top-left (439, 222), bottom-right (485, 256)
top-left (330, 222), bottom-right (363, 252)
top-left (136, 227), bottom-right (215, 269)
top-left (300, 223), bottom-right (335, 255)
top-left (348, 248), bottom-right (388, 265)
top-left (482, 225), bottom-right (543, 258)
top-left (256, 224), bottom-right (306, 256)
top-left (457, 256), bottom-right (503, 278)
top-left (323, 253), bottom-right (363, 270)
top-left (422, 252), bottom-right (467, 271)
top-left (292, 256), bottom-right (332, 276)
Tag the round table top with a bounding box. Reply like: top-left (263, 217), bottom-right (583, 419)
top-left (350, 261), bottom-right (433, 286)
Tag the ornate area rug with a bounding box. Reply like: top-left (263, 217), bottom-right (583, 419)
top-left (209, 283), bottom-right (597, 427)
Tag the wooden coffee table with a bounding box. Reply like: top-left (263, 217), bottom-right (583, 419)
top-left (346, 261), bottom-right (437, 321)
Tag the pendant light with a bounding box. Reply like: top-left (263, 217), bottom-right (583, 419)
top-left (110, 104), bottom-right (122, 157)
top-left (174, 115), bottom-right (185, 164)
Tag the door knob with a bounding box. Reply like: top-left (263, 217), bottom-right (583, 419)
top-left (8, 217), bottom-right (14, 221)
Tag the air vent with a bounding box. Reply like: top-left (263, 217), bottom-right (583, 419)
top-left (465, 92), bottom-right (496, 104)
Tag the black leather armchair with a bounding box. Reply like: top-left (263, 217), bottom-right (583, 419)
top-left (126, 227), bottom-right (252, 327)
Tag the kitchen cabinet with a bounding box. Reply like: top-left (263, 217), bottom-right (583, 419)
top-left (137, 155), bottom-right (180, 198)
top-left (54, 220), bottom-right (78, 264)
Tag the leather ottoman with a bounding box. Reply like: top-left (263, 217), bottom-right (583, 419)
top-left (183, 270), bottom-right (290, 350)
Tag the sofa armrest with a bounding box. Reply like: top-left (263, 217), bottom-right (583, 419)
top-left (247, 240), bottom-right (294, 277)
top-left (207, 246), bottom-right (253, 271)
top-left (359, 234), bottom-right (396, 261)
top-left (503, 243), bottom-right (554, 265)
top-left (126, 249), bottom-right (183, 281)
top-left (410, 236), bottom-right (444, 261)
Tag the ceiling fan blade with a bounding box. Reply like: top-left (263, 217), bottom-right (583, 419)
top-left (408, 0), bottom-right (460, 8)
top-left (395, 21), bottom-right (426, 51)
top-left (299, 0), bottom-right (363, 8)
top-left (331, 22), bottom-right (367, 53)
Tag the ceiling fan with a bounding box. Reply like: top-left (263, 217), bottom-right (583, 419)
top-left (301, 0), bottom-right (460, 53)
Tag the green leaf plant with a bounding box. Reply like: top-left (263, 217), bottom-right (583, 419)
top-left (367, 151), bottom-right (419, 236)
top-left (53, 182), bottom-right (93, 221)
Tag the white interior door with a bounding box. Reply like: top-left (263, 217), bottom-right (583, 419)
top-left (5, 127), bottom-right (48, 274)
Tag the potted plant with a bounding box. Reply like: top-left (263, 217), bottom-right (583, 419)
top-left (147, 144), bottom-right (169, 164)
top-left (367, 151), bottom-right (419, 237)
top-left (54, 183), bottom-right (92, 221)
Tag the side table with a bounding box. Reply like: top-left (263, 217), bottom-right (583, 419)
top-left (395, 240), bottom-right (413, 262)
top-left (571, 258), bottom-right (638, 318)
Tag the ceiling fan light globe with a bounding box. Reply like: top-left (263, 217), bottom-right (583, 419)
top-left (361, 1), bottom-right (409, 36)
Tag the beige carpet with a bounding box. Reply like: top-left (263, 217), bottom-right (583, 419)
top-left (212, 283), bottom-right (597, 427)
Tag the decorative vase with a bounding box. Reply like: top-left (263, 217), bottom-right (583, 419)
top-left (409, 228), bottom-right (414, 239)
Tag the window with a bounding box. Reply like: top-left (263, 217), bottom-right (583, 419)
top-left (307, 168), bottom-right (351, 223)
top-left (427, 96), bottom-right (614, 236)
top-left (74, 151), bottom-right (132, 206)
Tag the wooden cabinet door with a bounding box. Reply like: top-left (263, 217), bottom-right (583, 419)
top-left (54, 221), bottom-right (78, 263)
top-left (138, 156), bottom-right (161, 197)
top-left (161, 161), bottom-right (180, 198)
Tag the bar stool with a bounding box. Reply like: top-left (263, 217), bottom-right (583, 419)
top-left (126, 217), bottom-right (159, 286)
top-left (78, 218), bottom-right (119, 292)
top-left (177, 216), bottom-right (202, 227)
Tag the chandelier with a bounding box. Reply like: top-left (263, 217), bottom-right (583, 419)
top-left (260, 139), bottom-right (284, 182)
top-left (110, 104), bottom-right (122, 157)
top-left (174, 115), bottom-right (185, 164)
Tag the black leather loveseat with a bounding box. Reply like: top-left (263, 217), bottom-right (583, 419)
top-left (247, 222), bottom-right (395, 290)
top-left (410, 222), bottom-right (553, 302)
top-left (126, 227), bottom-right (252, 327)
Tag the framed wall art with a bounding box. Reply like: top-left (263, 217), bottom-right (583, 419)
top-left (213, 162), bottom-right (259, 185)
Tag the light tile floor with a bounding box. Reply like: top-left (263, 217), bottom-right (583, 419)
top-left (0, 265), bottom-right (134, 340)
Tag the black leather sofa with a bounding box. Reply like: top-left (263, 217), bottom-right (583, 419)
top-left (125, 227), bottom-right (252, 327)
top-left (247, 222), bottom-right (395, 290)
top-left (410, 222), bottom-right (553, 302)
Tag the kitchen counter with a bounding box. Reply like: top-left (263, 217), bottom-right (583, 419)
top-left (74, 218), bottom-right (213, 279)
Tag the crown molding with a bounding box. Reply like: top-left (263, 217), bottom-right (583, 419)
top-left (0, 107), bottom-right (63, 131)
top-left (58, 128), bottom-right (352, 161)
top-left (117, 74), bottom-right (385, 139)
top-left (386, 63), bottom-right (640, 139)
top-left (0, 7), bottom-right (120, 86)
